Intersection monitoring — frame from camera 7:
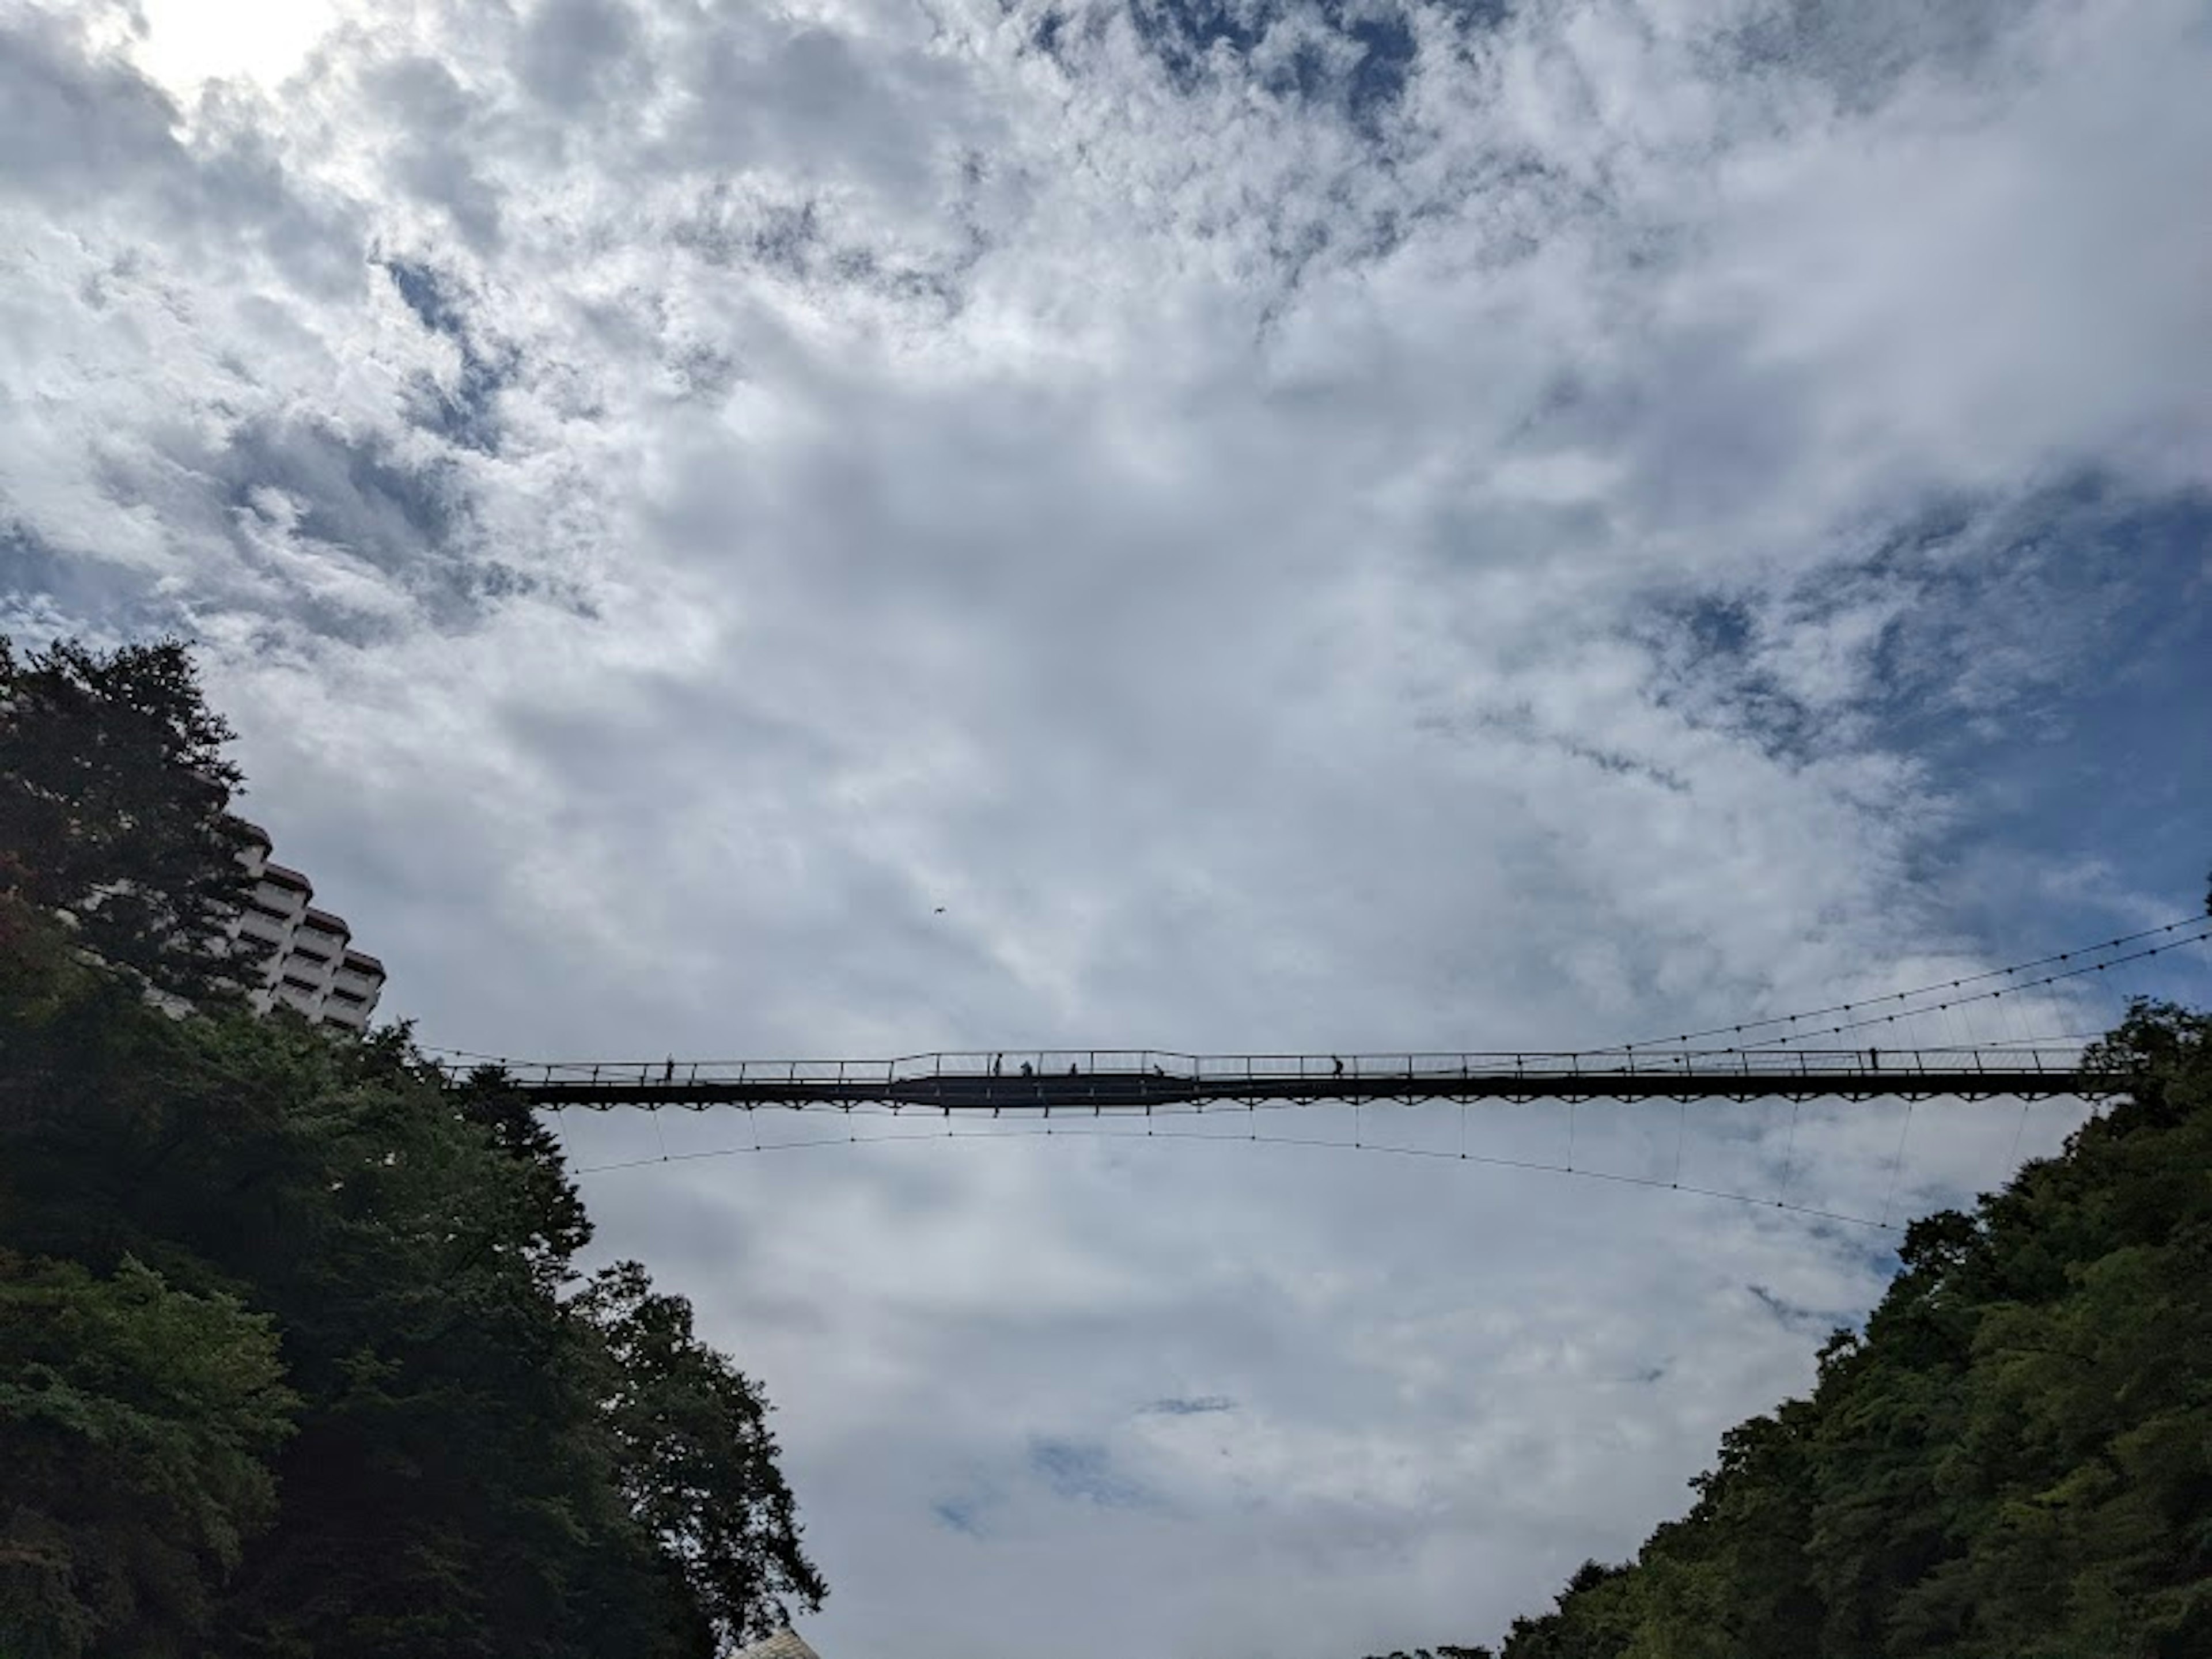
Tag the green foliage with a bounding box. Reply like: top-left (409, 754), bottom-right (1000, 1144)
top-left (0, 637), bottom-right (256, 1004)
top-left (1493, 1560), bottom-right (1641, 1659)
top-left (577, 1262), bottom-right (830, 1646)
top-left (0, 1252), bottom-right (297, 1659)
top-left (1477, 999), bottom-right (2211, 1659)
top-left (1372, 994), bottom-right (2210, 1659)
top-left (0, 902), bottom-right (824, 1658)
top-left (0, 634), bottom-right (823, 1655)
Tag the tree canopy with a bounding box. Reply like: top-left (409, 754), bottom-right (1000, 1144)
top-left (1368, 983), bottom-right (2212, 1659)
top-left (0, 1250), bottom-right (296, 1659)
top-left (0, 636), bottom-right (256, 1003)
top-left (0, 634), bottom-right (823, 1658)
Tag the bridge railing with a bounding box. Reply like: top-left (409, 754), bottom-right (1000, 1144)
top-left (431, 1044), bottom-right (2095, 1092)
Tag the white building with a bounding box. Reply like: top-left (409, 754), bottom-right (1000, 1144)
top-left (228, 822), bottom-right (386, 1031)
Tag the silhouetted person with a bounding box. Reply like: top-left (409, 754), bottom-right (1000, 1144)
top-left (991, 1053), bottom-right (1003, 1077)
top-left (1067, 1063), bottom-right (1078, 1075)
top-left (663, 1057), bottom-right (675, 1084)
top-left (1332, 1055), bottom-right (1344, 1078)
top-left (1019, 1061), bottom-right (1033, 1077)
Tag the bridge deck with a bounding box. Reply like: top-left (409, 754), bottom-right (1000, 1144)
top-left (456, 1048), bottom-right (2116, 1111)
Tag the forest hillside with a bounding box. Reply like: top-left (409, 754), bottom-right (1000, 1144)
top-left (0, 637), bottom-right (825, 1659)
top-left (1365, 975), bottom-right (2211, 1659)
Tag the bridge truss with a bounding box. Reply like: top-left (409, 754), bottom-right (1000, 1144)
top-left (456, 1045), bottom-right (2119, 1115)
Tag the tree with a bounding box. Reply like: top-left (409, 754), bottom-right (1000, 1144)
top-left (1, 892), bottom-right (825, 1659)
top-left (576, 1261), bottom-right (830, 1649)
top-left (0, 635), bottom-right (256, 1004)
top-left (0, 1251), bottom-right (298, 1659)
top-left (453, 1060), bottom-right (594, 1275)
top-left (1382, 980), bottom-right (2212, 1659)
top-left (0, 635), bottom-right (827, 1657)
top-left (1497, 1560), bottom-right (1637, 1659)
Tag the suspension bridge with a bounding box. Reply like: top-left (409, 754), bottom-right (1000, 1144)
top-left (432, 914), bottom-right (2209, 1118)
top-left (465, 1044), bottom-right (2106, 1112)
top-left (419, 914), bottom-right (2209, 1229)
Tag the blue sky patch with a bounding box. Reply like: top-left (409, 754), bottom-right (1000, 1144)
top-left (380, 257), bottom-right (517, 454)
top-left (1122, 0), bottom-right (1457, 127)
top-left (1028, 1438), bottom-right (1159, 1508)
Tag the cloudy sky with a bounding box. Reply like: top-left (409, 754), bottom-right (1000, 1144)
top-left (5, 0), bottom-right (2210, 1651)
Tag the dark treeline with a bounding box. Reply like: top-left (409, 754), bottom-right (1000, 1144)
top-left (1365, 950), bottom-right (2212, 1659)
top-left (1, 638), bottom-right (824, 1657)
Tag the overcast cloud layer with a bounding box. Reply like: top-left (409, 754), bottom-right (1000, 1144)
top-left (3, 0), bottom-right (2210, 1653)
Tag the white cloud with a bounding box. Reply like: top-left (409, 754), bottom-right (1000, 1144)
top-left (3, 0), bottom-right (2207, 1652)
top-left (128, 0), bottom-right (350, 96)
